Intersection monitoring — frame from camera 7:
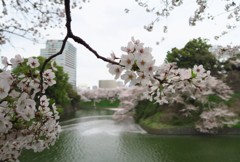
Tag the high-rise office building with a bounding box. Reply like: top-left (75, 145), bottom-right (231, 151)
top-left (40, 40), bottom-right (77, 88)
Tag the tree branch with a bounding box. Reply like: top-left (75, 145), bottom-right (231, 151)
top-left (64, 0), bottom-right (120, 65)
top-left (70, 34), bottom-right (121, 65)
top-left (1, 0), bottom-right (6, 6)
top-left (39, 0), bottom-right (121, 93)
top-left (1, 29), bottom-right (35, 42)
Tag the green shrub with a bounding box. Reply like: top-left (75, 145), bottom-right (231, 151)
top-left (80, 99), bottom-right (120, 108)
top-left (134, 100), bottom-right (160, 123)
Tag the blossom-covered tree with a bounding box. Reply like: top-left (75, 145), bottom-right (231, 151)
top-left (1, 0), bottom-right (240, 44)
top-left (79, 37), bottom-right (238, 134)
top-left (13, 56), bottom-right (80, 112)
top-left (0, 56), bottom-right (60, 161)
top-left (106, 37), bottom-right (238, 133)
top-left (0, 0), bottom-right (90, 44)
top-left (211, 45), bottom-right (240, 92)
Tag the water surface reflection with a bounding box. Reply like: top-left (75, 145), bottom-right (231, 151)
top-left (20, 109), bottom-right (240, 162)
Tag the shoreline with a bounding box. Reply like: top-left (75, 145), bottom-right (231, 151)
top-left (140, 123), bottom-right (240, 135)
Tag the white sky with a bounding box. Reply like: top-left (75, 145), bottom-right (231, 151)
top-left (1, 0), bottom-right (239, 88)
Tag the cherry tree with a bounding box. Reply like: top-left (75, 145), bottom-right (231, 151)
top-left (211, 45), bottom-right (240, 60)
top-left (0, 56), bottom-right (60, 161)
top-left (78, 87), bottom-right (120, 108)
top-left (131, 0), bottom-right (240, 39)
top-left (1, 0), bottom-right (240, 44)
top-left (0, 0), bottom-right (239, 161)
top-left (0, 0), bottom-right (90, 44)
top-left (78, 36), bottom-right (239, 134)
top-left (196, 107), bottom-right (238, 134)
top-left (78, 86), bottom-right (146, 118)
top-left (106, 37), bottom-right (238, 133)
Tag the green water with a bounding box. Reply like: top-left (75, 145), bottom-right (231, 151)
top-left (20, 109), bottom-right (240, 162)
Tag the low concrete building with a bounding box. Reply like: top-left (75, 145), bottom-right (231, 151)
top-left (99, 80), bottom-right (118, 88)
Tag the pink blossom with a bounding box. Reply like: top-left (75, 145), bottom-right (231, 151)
top-left (1, 56), bottom-right (8, 69)
top-left (10, 54), bottom-right (24, 68)
top-left (0, 78), bottom-right (10, 99)
top-left (108, 64), bottom-right (123, 79)
top-left (121, 42), bottom-right (135, 54)
top-left (27, 57), bottom-right (40, 68)
top-left (120, 54), bottom-right (135, 70)
top-left (121, 71), bottom-right (137, 85)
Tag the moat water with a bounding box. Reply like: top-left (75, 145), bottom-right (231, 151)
top-left (20, 109), bottom-right (240, 162)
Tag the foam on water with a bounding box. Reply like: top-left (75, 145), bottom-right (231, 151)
top-left (61, 115), bottom-right (146, 135)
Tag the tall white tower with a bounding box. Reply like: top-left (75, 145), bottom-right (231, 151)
top-left (40, 40), bottom-right (77, 88)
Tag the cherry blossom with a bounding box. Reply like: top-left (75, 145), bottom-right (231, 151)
top-left (135, 47), bottom-right (153, 61)
top-left (143, 61), bottom-right (156, 77)
top-left (121, 41), bottom-right (135, 54)
top-left (121, 71), bottom-right (137, 85)
top-left (0, 78), bottom-right (10, 99)
top-left (120, 54), bottom-right (135, 70)
top-left (16, 93), bottom-right (36, 121)
top-left (43, 69), bottom-right (56, 86)
top-left (1, 56), bottom-right (8, 69)
top-left (107, 64), bottom-right (123, 79)
top-left (10, 54), bottom-right (24, 68)
top-left (196, 107), bottom-right (238, 134)
top-left (27, 57), bottom-right (40, 68)
top-left (136, 72), bottom-right (150, 86)
top-left (178, 68), bottom-right (192, 80)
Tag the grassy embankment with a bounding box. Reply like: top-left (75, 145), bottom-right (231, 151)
top-left (134, 93), bottom-right (240, 129)
top-left (134, 100), bottom-right (197, 129)
top-left (79, 99), bottom-right (120, 108)
top-left (225, 92), bottom-right (240, 128)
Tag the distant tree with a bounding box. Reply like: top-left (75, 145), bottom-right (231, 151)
top-left (165, 38), bottom-right (220, 76)
top-left (66, 83), bottom-right (81, 109)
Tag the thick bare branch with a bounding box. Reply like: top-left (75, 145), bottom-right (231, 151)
top-left (1, 0), bottom-right (6, 6)
top-left (39, 0), bottom-right (120, 93)
top-left (70, 34), bottom-right (121, 66)
top-left (64, 0), bottom-right (120, 65)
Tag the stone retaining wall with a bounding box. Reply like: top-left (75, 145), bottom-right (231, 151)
top-left (140, 124), bottom-right (240, 135)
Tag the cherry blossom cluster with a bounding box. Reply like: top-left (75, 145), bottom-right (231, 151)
top-left (0, 55), bottom-right (60, 161)
top-left (78, 86), bottom-right (146, 119)
top-left (196, 107), bottom-right (238, 133)
top-left (130, 0), bottom-right (240, 40)
top-left (0, 0), bottom-right (90, 45)
top-left (211, 45), bottom-right (240, 73)
top-left (107, 37), bottom-right (156, 86)
top-left (211, 45), bottom-right (240, 60)
top-left (112, 86), bottom-right (146, 120)
top-left (78, 87), bottom-right (120, 103)
top-left (107, 38), bottom-right (232, 104)
top-left (107, 37), bottom-right (238, 133)
top-left (189, 0), bottom-right (207, 26)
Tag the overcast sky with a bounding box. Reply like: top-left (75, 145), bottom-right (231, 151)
top-left (1, 0), bottom-right (239, 88)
